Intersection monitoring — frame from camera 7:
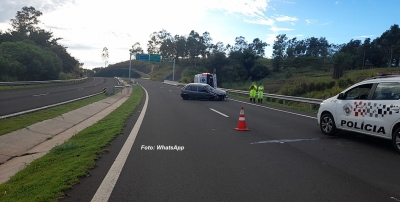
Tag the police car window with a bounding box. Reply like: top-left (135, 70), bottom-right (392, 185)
top-left (372, 83), bottom-right (400, 100)
top-left (344, 83), bottom-right (373, 100)
top-left (198, 86), bottom-right (208, 93)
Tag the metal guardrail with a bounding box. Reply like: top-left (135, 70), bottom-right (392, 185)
top-left (219, 88), bottom-right (324, 104)
top-left (0, 92), bottom-right (103, 120)
top-left (0, 77), bottom-right (88, 86)
top-left (163, 81), bottom-right (324, 109)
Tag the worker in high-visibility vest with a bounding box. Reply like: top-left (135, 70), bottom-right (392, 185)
top-left (249, 83), bottom-right (257, 102)
top-left (257, 84), bottom-right (264, 103)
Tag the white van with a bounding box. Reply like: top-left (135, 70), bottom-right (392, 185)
top-left (317, 76), bottom-right (400, 153)
top-left (194, 73), bottom-right (217, 88)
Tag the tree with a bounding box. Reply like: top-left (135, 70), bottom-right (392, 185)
top-left (205, 52), bottom-right (228, 75)
top-left (285, 37), bottom-right (298, 58)
top-left (377, 24), bottom-right (400, 67)
top-left (147, 32), bottom-right (161, 54)
top-left (159, 39), bottom-right (175, 59)
top-left (248, 38), bottom-right (269, 57)
top-left (130, 42), bottom-right (143, 57)
top-left (0, 40), bottom-right (62, 80)
top-left (272, 34), bottom-right (288, 72)
top-left (232, 36), bottom-right (248, 52)
top-left (202, 31), bottom-right (213, 58)
top-left (332, 52), bottom-right (351, 79)
top-left (10, 6), bottom-right (42, 36)
top-left (101, 47), bottom-right (109, 68)
top-left (211, 42), bottom-right (226, 54)
top-left (250, 64), bottom-right (270, 80)
top-left (272, 34), bottom-right (288, 59)
top-left (50, 45), bottom-right (79, 73)
top-left (174, 35), bottom-right (187, 59)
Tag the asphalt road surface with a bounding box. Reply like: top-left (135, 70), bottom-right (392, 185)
top-left (62, 79), bottom-right (400, 202)
top-left (0, 77), bottom-right (118, 116)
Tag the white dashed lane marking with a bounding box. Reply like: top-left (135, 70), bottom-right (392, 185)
top-left (210, 108), bottom-right (229, 117)
top-left (32, 93), bottom-right (49, 97)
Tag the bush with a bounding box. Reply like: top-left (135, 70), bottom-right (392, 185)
top-left (179, 77), bottom-right (191, 84)
top-left (58, 72), bottom-right (76, 80)
top-left (337, 78), bottom-right (354, 89)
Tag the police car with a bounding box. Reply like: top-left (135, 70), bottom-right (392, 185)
top-left (317, 75), bottom-right (400, 153)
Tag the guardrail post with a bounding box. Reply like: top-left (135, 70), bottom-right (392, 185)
top-left (283, 100), bottom-right (285, 105)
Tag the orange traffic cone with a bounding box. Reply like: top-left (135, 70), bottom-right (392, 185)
top-left (234, 107), bottom-right (249, 131)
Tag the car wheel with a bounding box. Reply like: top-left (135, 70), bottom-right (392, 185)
top-left (392, 128), bottom-right (400, 154)
top-left (182, 95), bottom-right (189, 100)
top-left (320, 113), bottom-right (337, 135)
top-left (219, 95), bottom-right (225, 101)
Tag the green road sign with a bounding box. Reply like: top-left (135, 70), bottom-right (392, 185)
top-left (136, 54), bottom-right (149, 61)
top-left (149, 54), bottom-right (161, 62)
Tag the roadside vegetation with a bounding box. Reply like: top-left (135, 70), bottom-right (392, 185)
top-left (0, 86), bottom-right (143, 202)
top-left (100, 24), bottom-right (399, 108)
top-left (0, 7), bottom-right (84, 82)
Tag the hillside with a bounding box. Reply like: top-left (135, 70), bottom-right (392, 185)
top-left (147, 59), bottom-right (400, 100)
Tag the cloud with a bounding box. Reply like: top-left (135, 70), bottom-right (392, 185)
top-left (335, 1), bottom-right (339, 4)
top-left (275, 15), bottom-right (298, 22)
top-left (305, 19), bottom-right (317, 25)
top-left (353, 35), bottom-right (374, 39)
top-left (0, 0), bottom-right (76, 22)
top-left (207, 0), bottom-right (271, 18)
top-left (67, 44), bottom-right (98, 50)
top-left (270, 26), bottom-right (293, 32)
top-left (244, 17), bottom-right (275, 25)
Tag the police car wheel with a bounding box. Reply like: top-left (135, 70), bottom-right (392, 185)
top-left (392, 128), bottom-right (400, 154)
top-left (320, 113), bottom-right (337, 135)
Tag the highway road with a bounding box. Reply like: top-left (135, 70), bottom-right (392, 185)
top-left (0, 77), bottom-right (118, 116)
top-left (62, 79), bottom-right (400, 202)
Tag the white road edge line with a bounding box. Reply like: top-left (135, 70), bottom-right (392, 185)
top-left (210, 108), bottom-right (229, 117)
top-left (91, 85), bottom-right (149, 202)
top-left (228, 98), bottom-right (317, 120)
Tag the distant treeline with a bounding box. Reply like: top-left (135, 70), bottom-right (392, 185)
top-left (0, 6), bottom-right (82, 81)
top-left (124, 23), bottom-right (400, 84)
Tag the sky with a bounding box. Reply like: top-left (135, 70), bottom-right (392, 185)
top-left (0, 0), bottom-right (399, 69)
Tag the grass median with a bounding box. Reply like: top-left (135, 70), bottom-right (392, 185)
top-left (0, 93), bottom-right (110, 136)
top-left (0, 86), bottom-right (144, 202)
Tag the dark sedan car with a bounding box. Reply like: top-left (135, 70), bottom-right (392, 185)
top-left (181, 83), bottom-right (228, 101)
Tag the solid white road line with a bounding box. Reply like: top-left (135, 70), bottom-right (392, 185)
top-left (229, 98), bottom-right (317, 120)
top-left (251, 138), bottom-right (320, 144)
top-left (210, 108), bottom-right (229, 117)
top-left (91, 86), bottom-right (149, 202)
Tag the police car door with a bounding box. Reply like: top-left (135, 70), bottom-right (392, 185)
top-left (363, 82), bottom-right (400, 138)
top-left (335, 83), bottom-right (374, 133)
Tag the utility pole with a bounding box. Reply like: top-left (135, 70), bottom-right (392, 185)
top-left (173, 58), bottom-right (175, 81)
top-left (129, 52), bottom-right (132, 79)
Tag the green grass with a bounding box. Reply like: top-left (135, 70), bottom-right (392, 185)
top-left (0, 93), bottom-right (110, 136)
top-left (0, 80), bottom-right (88, 91)
top-left (0, 86), bottom-right (144, 202)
